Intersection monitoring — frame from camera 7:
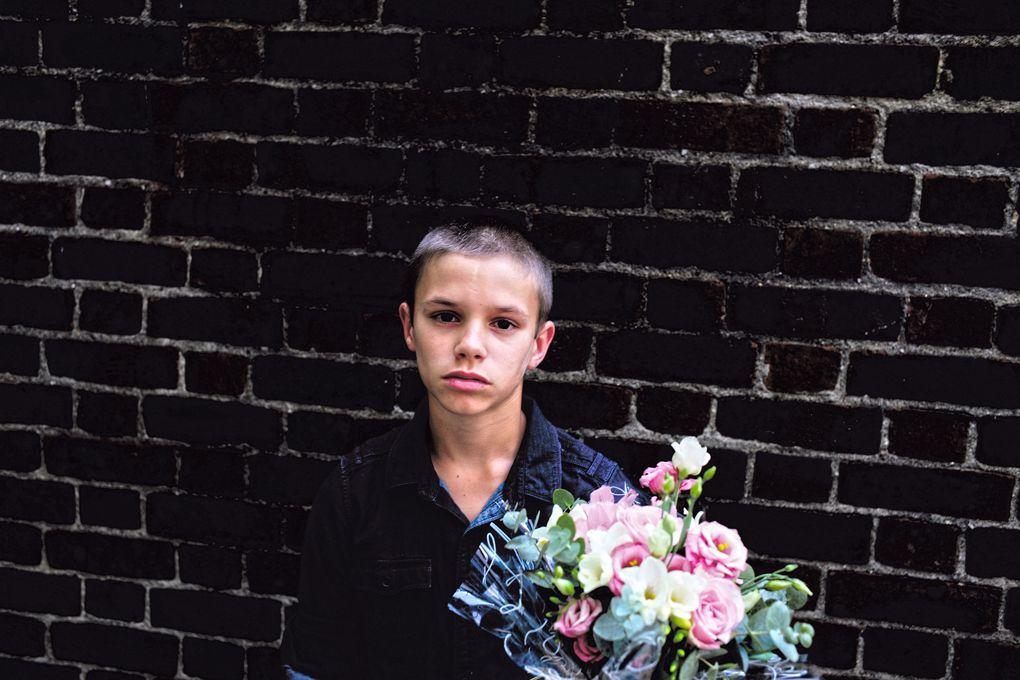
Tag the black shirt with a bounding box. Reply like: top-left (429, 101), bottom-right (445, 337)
top-left (278, 394), bottom-right (648, 680)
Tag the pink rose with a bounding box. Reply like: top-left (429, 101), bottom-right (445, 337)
top-left (573, 633), bottom-right (604, 662)
top-left (608, 541), bottom-right (651, 595)
top-left (640, 461), bottom-right (679, 495)
top-left (689, 577), bottom-right (744, 650)
top-left (553, 596), bottom-right (603, 638)
top-left (665, 553), bottom-right (690, 572)
top-left (617, 503), bottom-right (667, 545)
top-left (684, 521), bottom-right (748, 580)
top-left (575, 485), bottom-right (639, 540)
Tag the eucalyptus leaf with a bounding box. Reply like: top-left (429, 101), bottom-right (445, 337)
top-left (769, 629), bottom-right (800, 662)
top-left (786, 586), bottom-right (808, 610)
top-left (553, 488), bottom-right (575, 511)
top-left (506, 535), bottom-right (540, 562)
top-left (502, 509), bottom-right (527, 532)
top-left (764, 601), bottom-right (792, 631)
top-left (593, 613), bottom-right (626, 642)
top-left (738, 565), bottom-right (755, 583)
top-left (678, 651), bottom-right (700, 680)
top-left (700, 648), bottom-right (727, 660)
top-left (706, 664), bottom-right (718, 680)
top-left (738, 645), bottom-right (750, 671)
top-left (555, 513), bottom-right (576, 538)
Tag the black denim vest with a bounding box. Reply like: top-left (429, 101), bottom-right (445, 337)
top-left (279, 394), bottom-right (649, 680)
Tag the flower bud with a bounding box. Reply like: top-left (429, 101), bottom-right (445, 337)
top-left (702, 466), bottom-right (716, 482)
top-left (766, 580), bottom-right (790, 591)
top-left (554, 578), bottom-right (575, 597)
top-left (742, 589), bottom-right (761, 611)
top-left (690, 479), bottom-right (703, 500)
top-left (791, 578), bottom-right (812, 595)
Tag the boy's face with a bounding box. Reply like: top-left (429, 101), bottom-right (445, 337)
top-left (398, 252), bottom-right (555, 415)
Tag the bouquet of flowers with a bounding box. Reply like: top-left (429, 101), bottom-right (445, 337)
top-left (449, 437), bottom-right (817, 680)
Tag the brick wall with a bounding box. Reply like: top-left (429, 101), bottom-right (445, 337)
top-left (1, 0), bottom-right (1019, 678)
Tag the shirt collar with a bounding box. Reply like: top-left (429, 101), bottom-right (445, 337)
top-left (384, 393), bottom-right (563, 504)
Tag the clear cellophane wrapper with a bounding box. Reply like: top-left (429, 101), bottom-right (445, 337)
top-left (448, 509), bottom-right (665, 680)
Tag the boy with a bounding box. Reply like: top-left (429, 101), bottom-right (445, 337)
top-left (279, 224), bottom-right (645, 679)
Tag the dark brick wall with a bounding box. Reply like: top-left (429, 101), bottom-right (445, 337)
top-left (0, 1), bottom-right (1018, 678)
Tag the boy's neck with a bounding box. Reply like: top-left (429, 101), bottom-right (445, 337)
top-left (427, 394), bottom-right (527, 482)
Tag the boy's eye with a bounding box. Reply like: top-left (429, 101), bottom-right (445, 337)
top-left (430, 312), bottom-right (516, 330)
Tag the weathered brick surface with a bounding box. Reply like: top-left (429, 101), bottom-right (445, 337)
top-left (0, 4), bottom-right (1018, 679)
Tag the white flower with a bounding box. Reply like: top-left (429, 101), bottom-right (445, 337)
top-left (578, 523), bottom-right (631, 593)
top-left (619, 556), bottom-right (671, 625)
top-left (671, 437), bottom-right (711, 477)
top-left (666, 570), bottom-right (706, 621)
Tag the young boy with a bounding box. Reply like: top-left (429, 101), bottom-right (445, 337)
top-left (279, 224), bottom-right (645, 679)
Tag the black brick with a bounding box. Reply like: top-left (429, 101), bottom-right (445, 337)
top-left (764, 342), bottom-right (841, 393)
top-left (781, 227), bottom-right (863, 280)
top-left (888, 408), bottom-right (969, 462)
top-left (863, 627), bottom-right (948, 678)
top-left (293, 198), bottom-right (368, 250)
top-left (143, 395), bottom-right (282, 449)
top-left (947, 48), bottom-right (1020, 101)
top-left (794, 108), bottom-right (877, 158)
top-left (247, 455), bottom-right (334, 506)
top-left (597, 330), bottom-right (757, 387)
top-left (50, 621), bottom-right (178, 676)
top-left (44, 436), bottom-right (177, 486)
top-left (0, 233), bottom-right (48, 279)
top-left (0, 611), bottom-right (46, 657)
top-left (258, 142), bottom-right (403, 193)
top-left (43, 23), bottom-right (181, 74)
top-left (184, 351), bottom-right (248, 397)
top-left (900, 0), bottom-right (1020, 35)
top-left (612, 217), bottom-right (778, 273)
top-left (871, 232), bottom-right (1020, 290)
top-left (0, 22), bottom-right (38, 66)
top-left (0, 182), bottom-right (75, 228)
top-left (628, 0), bottom-right (799, 30)
top-left (535, 97), bottom-right (617, 150)
top-left (179, 448), bottom-right (245, 498)
top-left (966, 528), bottom-right (1020, 579)
top-left (848, 350), bottom-right (1020, 409)
top-left (0, 431), bottom-right (41, 473)
top-left (81, 187), bottom-right (145, 231)
top-left (634, 386), bottom-right (712, 435)
top-left (46, 338), bottom-right (176, 388)
top-left (79, 486), bottom-right (141, 529)
top-left (0, 521), bottom-right (42, 565)
top-left (85, 579), bottom-right (145, 622)
top-left (406, 149), bottom-right (483, 200)
top-left (180, 140), bottom-right (254, 189)
top-left (81, 80), bottom-right (151, 129)
top-left (710, 504), bottom-right (871, 563)
top-left (151, 0), bottom-right (297, 21)
top-left (253, 355), bottom-right (394, 410)
top-left (977, 416), bottom-right (1020, 467)
top-left (151, 588), bottom-right (280, 640)
top-left (375, 91), bottom-right (528, 146)
top-left (371, 205), bottom-right (525, 256)
top-left (806, 0), bottom-right (894, 32)
top-left (919, 175), bottom-right (1008, 228)
top-left (246, 550), bottom-right (301, 595)
top-left (296, 88), bottom-right (370, 137)
top-left (46, 130), bottom-right (174, 182)
top-left (759, 44), bottom-right (937, 98)
top-left (148, 492), bottom-right (284, 549)
top-left (0, 382), bottom-right (72, 427)
top-left (149, 297), bottom-right (283, 349)
top-left (0, 75), bottom-right (74, 123)
top-left (498, 37), bottom-right (662, 90)
top-left (646, 279), bottom-right (724, 333)
top-left (0, 567), bottom-right (80, 616)
top-left (839, 461), bottom-right (1013, 520)
top-left (151, 83), bottom-right (293, 134)
top-left (737, 167), bottom-right (913, 221)
top-left (382, 0), bottom-right (540, 29)
top-left (77, 391), bottom-right (137, 437)
top-left (670, 42), bottom-right (753, 93)
top-left (307, 0), bottom-right (376, 22)
top-left (286, 410), bottom-right (356, 455)
top-left (54, 238), bottom-right (185, 286)
top-left (552, 271), bottom-right (643, 326)
top-left (179, 544), bottom-right (242, 590)
top-left (727, 285), bottom-right (901, 341)
top-left (547, 0), bottom-right (622, 30)
top-left (284, 308), bottom-right (358, 353)
top-left (827, 571), bottom-right (1000, 632)
top-left (190, 248), bottom-right (259, 293)
top-left (152, 191), bottom-right (291, 247)
top-left (79, 289), bottom-right (143, 335)
top-left (953, 639), bottom-right (1020, 679)
top-left (876, 517), bottom-right (959, 573)
top-left (261, 250), bottom-right (404, 308)
top-left (264, 31), bottom-right (415, 83)
top-left (0, 475), bottom-right (75, 523)
top-left (885, 112), bottom-right (1020, 166)
top-left (78, 0), bottom-right (145, 17)
top-left (419, 34), bottom-right (495, 89)
top-left (184, 637), bottom-right (245, 680)
top-left (47, 531), bottom-right (174, 578)
top-left (186, 27), bottom-right (260, 78)
top-left (0, 334), bottom-right (38, 376)
top-left (0, 129), bottom-right (39, 172)
top-left (0, 283), bottom-right (73, 330)
top-left (906, 296), bottom-right (994, 348)
top-left (651, 164), bottom-right (730, 210)
top-left (0, 0), bottom-right (66, 18)
top-left (753, 451), bottom-right (831, 502)
top-left (618, 101), bottom-right (785, 154)
top-left (483, 156), bottom-right (646, 208)
top-left (717, 397), bottom-right (881, 454)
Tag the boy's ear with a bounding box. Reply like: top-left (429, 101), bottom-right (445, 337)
top-left (526, 320), bottom-right (555, 371)
top-left (398, 302), bottom-right (415, 351)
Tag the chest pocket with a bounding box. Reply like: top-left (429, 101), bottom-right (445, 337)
top-left (350, 557), bottom-right (434, 676)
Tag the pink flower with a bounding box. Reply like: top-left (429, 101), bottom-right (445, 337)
top-left (665, 553), bottom-right (690, 572)
top-left (608, 541), bottom-right (651, 595)
top-left (684, 521), bottom-right (748, 580)
top-left (679, 478), bottom-right (696, 492)
top-left (553, 596), bottom-right (603, 638)
top-left (575, 485), bottom-right (638, 540)
top-left (689, 577), bottom-right (744, 650)
top-left (640, 461), bottom-right (679, 495)
top-left (573, 633), bottom-right (604, 662)
top-left (617, 503), bottom-right (667, 545)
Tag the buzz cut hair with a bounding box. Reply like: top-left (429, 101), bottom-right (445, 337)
top-left (402, 224), bottom-right (553, 337)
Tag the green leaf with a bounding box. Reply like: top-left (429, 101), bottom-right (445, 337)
top-left (738, 565), bottom-right (755, 583)
top-left (501, 509), bottom-right (527, 532)
top-left (555, 513), bottom-right (576, 538)
top-left (553, 489), bottom-right (575, 511)
top-left (764, 601), bottom-right (792, 631)
top-left (678, 651), bottom-right (701, 680)
top-left (706, 664), bottom-right (718, 680)
top-left (525, 570), bottom-right (552, 588)
top-left (544, 526), bottom-right (571, 558)
top-left (593, 613), bottom-right (626, 642)
top-left (738, 645), bottom-right (750, 671)
top-left (786, 586), bottom-right (808, 610)
top-left (769, 629), bottom-right (799, 662)
top-left (506, 535), bottom-right (540, 562)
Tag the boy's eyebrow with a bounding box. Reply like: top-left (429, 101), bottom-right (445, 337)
top-left (422, 297), bottom-right (528, 316)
